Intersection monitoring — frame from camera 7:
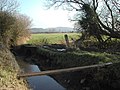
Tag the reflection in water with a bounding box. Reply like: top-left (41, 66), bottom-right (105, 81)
top-left (21, 64), bottom-right (66, 90)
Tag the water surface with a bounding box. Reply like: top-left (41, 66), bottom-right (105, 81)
top-left (20, 62), bottom-right (66, 90)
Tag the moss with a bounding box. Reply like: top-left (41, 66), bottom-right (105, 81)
top-left (36, 47), bottom-right (120, 69)
top-left (14, 44), bottom-right (120, 89)
top-left (35, 47), bottom-right (120, 89)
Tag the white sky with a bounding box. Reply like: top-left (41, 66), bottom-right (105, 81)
top-left (29, 9), bottom-right (74, 28)
top-left (18, 0), bottom-right (74, 28)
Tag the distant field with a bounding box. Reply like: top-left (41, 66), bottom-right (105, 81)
top-left (27, 33), bottom-right (80, 45)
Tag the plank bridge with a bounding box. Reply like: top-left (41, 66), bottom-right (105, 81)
top-left (18, 62), bottom-right (112, 78)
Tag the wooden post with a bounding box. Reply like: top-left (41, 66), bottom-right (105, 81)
top-left (64, 34), bottom-right (70, 47)
top-left (18, 62), bottom-right (112, 78)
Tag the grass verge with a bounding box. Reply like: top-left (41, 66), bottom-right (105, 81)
top-left (0, 48), bottom-right (28, 90)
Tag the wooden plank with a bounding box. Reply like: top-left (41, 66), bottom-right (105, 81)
top-left (18, 62), bottom-right (112, 78)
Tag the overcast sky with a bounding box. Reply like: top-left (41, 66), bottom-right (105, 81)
top-left (18, 0), bottom-right (74, 28)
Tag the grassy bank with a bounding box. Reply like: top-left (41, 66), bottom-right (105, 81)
top-left (0, 48), bottom-right (28, 90)
top-left (27, 33), bottom-right (80, 45)
top-left (35, 47), bottom-right (120, 89)
top-left (14, 44), bottom-right (120, 89)
top-left (36, 47), bottom-right (120, 69)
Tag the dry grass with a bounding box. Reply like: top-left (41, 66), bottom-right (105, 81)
top-left (0, 48), bottom-right (28, 90)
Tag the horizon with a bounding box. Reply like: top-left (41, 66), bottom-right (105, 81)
top-left (31, 26), bottom-right (74, 29)
top-left (30, 26), bottom-right (75, 33)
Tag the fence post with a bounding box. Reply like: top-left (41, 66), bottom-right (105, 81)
top-left (64, 34), bottom-right (70, 47)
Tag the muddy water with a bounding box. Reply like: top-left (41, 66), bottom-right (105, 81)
top-left (17, 58), bottom-right (66, 90)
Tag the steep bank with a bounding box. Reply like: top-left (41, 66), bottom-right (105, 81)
top-left (0, 47), bottom-right (28, 90)
top-left (15, 45), bottom-right (120, 90)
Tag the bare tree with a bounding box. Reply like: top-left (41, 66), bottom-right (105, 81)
top-left (0, 0), bottom-right (19, 47)
top-left (0, 0), bottom-right (32, 48)
top-left (45, 0), bottom-right (120, 48)
top-left (11, 13), bottom-right (32, 46)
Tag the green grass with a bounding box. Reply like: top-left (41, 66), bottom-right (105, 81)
top-left (36, 47), bottom-right (120, 68)
top-left (27, 33), bottom-right (80, 45)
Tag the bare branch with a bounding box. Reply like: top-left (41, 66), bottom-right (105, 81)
top-left (93, 0), bottom-right (98, 10)
top-left (112, 1), bottom-right (120, 13)
top-left (103, 0), bottom-right (114, 30)
top-left (45, 0), bottom-right (85, 10)
top-left (0, 0), bottom-right (19, 13)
